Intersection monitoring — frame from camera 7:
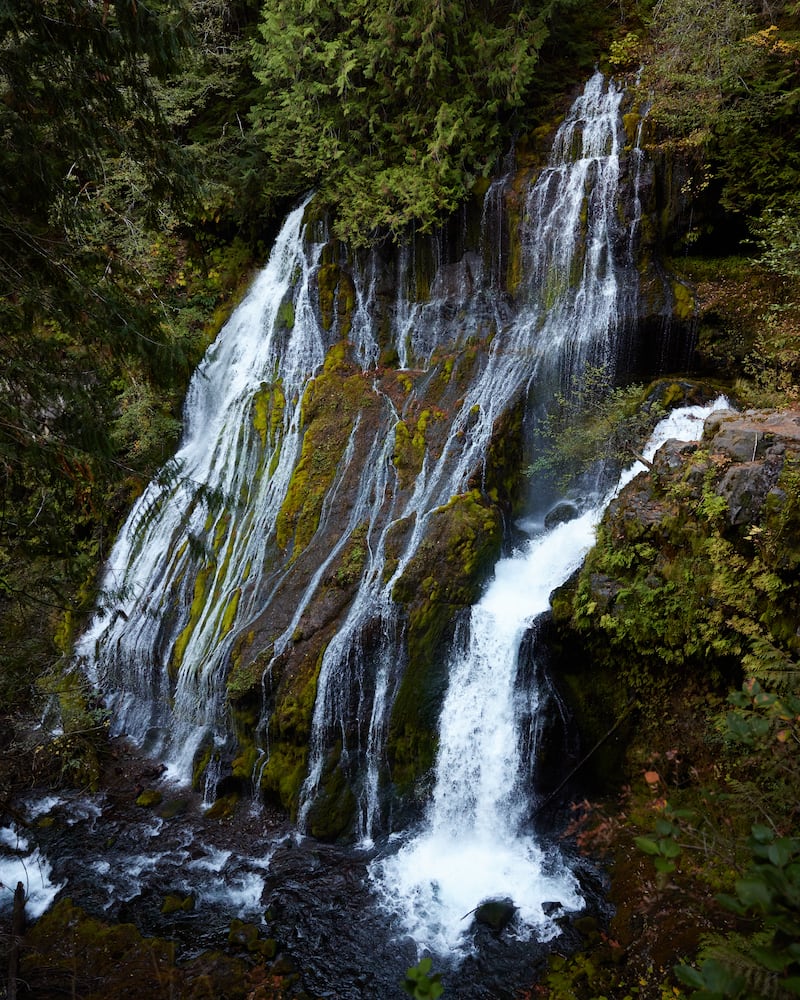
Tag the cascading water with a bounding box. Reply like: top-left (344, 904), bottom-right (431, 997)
top-left (367, 70), bottom-right (641, 954)
top-left (77, 71), bottom-right (650, 851)
top-left (371, 398), bottom-right (730, 955)
top-left (22, 69), bottom-right (733, 996)
top-left (297, 71), bottom-right (639, 835)
top-left (74, 198), bottom-right (327, 777)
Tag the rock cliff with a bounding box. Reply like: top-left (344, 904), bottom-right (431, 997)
top-left (552, 405), bottom-right (800, 786)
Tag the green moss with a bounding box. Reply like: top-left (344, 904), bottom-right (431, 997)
top-left (226, 645), bottom-right (271, 702)
top-left (157, 798), bottom-right (188, 819)
top-left (670, 278), bottom-right (695, 321)
top-left (553, 430), bottom-right (800, 759)
top-left (315, 257), bottom-right (357, 336)
top-left (483, 402), bottom-right (525, 512)
top-left (170, 563), bottom-right (214, 675)
top-left (258, 644), bottom-right (326, 815)
top-left (336, 270), bottom-right (356, 338)
top-left (472, 176), bottom-right (491, 198)
top-left (220, 587), bottom-right (241, 637)
top-left (191, 738), bottom-right (214, 790)
top-left (34, 670), bottom-right (108, 789)
top-left (231, 744), bottom-right (258, 781)
top-left (161, 892), bottom-right (195, 914)
top-left (505, 184), bottom-right (525, 296)
top-left (332, 522), bottom-right (369, 587)
top-left (277, 298), bottom-right (295, 331)
top-left (302, 743), bottom-right (357, 841)
top-left (388, 489), bottom-right (502, 792)
top-left (392, 418), bottom-right (424, 490)
top-left (251, 380), bottom-right (286, 450)
top-left (276, 349), bottom-right (378, 559)
top-left (258, 743), bottom-right (309, 816)
top-left (22, 898), bottom-right (250, 998)
top-left (228, 919), bottom-right (277, 959)
top-left (317, 262), bottom-right (339, 330)
top-left (622, 110), bottom-right (642, 145)
top-left (135, 788), bottom-right (163, 808)
top-left (204, 792), bottom-right (238, 819)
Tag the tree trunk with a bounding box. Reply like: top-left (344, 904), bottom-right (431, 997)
top-left (7, 880), bottom-right (24, 1000)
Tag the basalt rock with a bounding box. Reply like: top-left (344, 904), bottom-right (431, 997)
top-left (551, 406), bottom-right (800, 791)
top-left (473, 897), bottom-right (517, 931)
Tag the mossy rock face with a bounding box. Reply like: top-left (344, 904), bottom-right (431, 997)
top-left (226, 643), bottom-right (270, 703)
top-left (302, 743), bottom-right (358, 841)
top-left (314, 248), bottom-right (357, 337)
top-left (551, 406), bottom-right (800, 789)
top-left (205, 792), bottom-right (239, 820)
top-left (664, 255), bottom-right (775, 380)
top-left (251, 380), bottom-right (286, 451)
top-left (388, 489), bottom-right (503, 794)
top-left (275, 345), bottom-right (380, 559)
top-left (482, 400), bottom-right (526, 512)
top-left (669, 278), bottom-right (694, 322)
top-left (256, 640), bottom-right (327, 817)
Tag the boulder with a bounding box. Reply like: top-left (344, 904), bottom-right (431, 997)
top-left (473, 897), bottom-right (517, 931)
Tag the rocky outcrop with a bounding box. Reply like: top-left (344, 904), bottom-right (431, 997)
top-left (551, 407), bottom-right (800, 788)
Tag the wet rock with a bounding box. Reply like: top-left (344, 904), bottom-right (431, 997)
top-left (705, 408), bottom-right (800, 462)
top-left (158, 798), bottom-right (188, 820)
top-left (545, 501), bottom-right (579, 529)
top-left (228, 919), bottom-right (277, 959)
top-left (135, 789), bottom-right (163, 808)
top-left (652, 439), bottom-right (697, 473)
top-left (717, 461), bottom-right (781, 525)
top-left (271, 953), bottom-right (296, 976)
top-left (473, 897), bottom-right (517, 931)
top-left (161, 892), bottom-right (195, 914)
top-left (587, 573), bottom-right (621, 614)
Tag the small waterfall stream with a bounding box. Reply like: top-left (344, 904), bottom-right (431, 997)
top-left (371, 398), bottom-right (730, 954)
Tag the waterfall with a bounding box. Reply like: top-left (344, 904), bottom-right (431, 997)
top-left (364, 70), bottom-right (636, 952)
top-left (76, 71), bottom-right (649, 848)
top-left (294, 71), bottom-right (639, 835)
top-left (74, 198), bottom-right (327, 775)
top-left (371, 397), bottom-right (731, 954)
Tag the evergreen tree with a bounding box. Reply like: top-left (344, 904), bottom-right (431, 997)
top-left (0, 0), bottom-right (191, 658)
top-left (250, 0), bottom-right (562, 244)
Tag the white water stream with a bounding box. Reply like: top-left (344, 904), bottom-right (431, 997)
top-left (74, 70), bottom-right (683, 881)
top-left (298, 70), bottom-right (639, 833)
top-left (372, 397), bottom-right (731, 955)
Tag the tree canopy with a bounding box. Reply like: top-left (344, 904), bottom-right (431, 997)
top-left (250, 0), bottom-right (564, 244)
top-left (0, 0), bottom-right (193, 456)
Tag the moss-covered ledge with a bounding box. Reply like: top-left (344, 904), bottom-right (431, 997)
top-left (387, 489), bottom-right (503, 798)
top-left (550, 407), bottom-right (800, 792)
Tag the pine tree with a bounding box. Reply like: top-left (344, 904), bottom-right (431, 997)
top-left (0, 0), bottom-right (191, 659)
top-left (250, 0), bottom-right (560, 244)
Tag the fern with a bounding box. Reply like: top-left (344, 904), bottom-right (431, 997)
top-left (743, 636), bottom-right (800, 693)
top-left (701, 935), bottom-right (797, 1000)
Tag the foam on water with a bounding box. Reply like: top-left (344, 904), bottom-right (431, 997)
top-left (372, 397), bottom-right (731, 956)
top-left (0, 836), bottom-right (64, 920)
top-left (200, 870), bottom-right (266, 916)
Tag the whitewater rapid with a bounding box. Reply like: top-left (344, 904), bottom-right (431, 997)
top-left (371, 397), bottom-right (731, 956)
